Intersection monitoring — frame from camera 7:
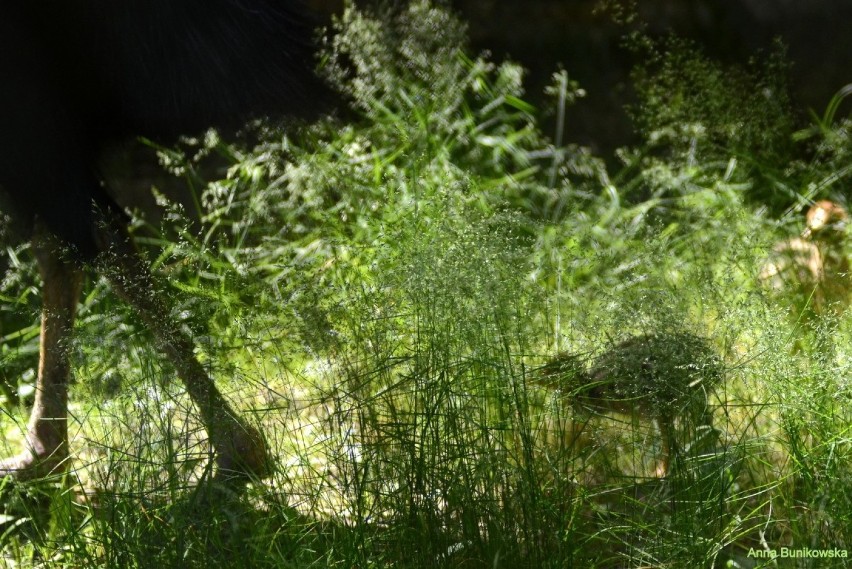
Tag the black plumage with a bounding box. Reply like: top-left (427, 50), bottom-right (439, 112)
top-left (0, 0), bottom-right (334, 257)
top-left (0, 0), bottom-right (335, 482)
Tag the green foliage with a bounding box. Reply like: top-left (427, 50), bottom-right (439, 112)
top-left (3, 1), bottom-right (852, 567)
top-left (629, 37), bottom-right (797, 210)
top-left (0, 243), bottom-right (39, 407)
top-left (629, 36), bottom-right (852, 220)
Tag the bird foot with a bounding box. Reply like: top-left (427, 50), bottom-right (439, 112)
top-left (0, 445), bottom-right (69, 482)
top-left (213, 423), bottom-right (272, 483)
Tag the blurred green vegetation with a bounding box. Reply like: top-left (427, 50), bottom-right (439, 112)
top-left (2, 1), bottom-right (852, 567)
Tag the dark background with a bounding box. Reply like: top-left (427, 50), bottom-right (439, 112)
top-left (312, 0), bottom-right (852, 154)
top-left (107, 0), bottom-right (851, 224)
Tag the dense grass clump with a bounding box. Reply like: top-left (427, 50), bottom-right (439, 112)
top-left (2, 1), bottom-right (852, 567)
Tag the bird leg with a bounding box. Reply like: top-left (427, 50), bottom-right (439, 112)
top-left (0, 228), bottom-right (82, 480)
top-left (95, 215), bottom-right (270, 481)
top-left (655, 416), bottom-right (673, 477)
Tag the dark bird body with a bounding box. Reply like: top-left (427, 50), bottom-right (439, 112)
top-left (537, 333), bottom-right (723, 475)
top-left (1, 1), bottom-right (332, 257)
top-left (0, 1), bottom-right (335, 481)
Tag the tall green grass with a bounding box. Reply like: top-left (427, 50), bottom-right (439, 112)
top-left (2, 1), bottom-right (852, 567)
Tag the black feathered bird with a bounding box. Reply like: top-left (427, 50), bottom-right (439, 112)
top-left (0, 1), bottom-right (336, 482)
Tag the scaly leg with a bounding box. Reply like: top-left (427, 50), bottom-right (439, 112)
top-left (95, 214), bottom-right (270, 481)
top-left (0, 228), bottom-right (82, 480)
top-left (656, 414), bottom-right (674, 477)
